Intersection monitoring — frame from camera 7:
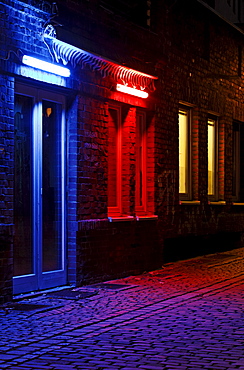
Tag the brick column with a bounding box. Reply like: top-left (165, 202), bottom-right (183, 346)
top-left (0, 75), bottom-right (14, 303)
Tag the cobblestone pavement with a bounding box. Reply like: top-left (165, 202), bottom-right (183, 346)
top-left (1, 248), bottom-right (244, 369)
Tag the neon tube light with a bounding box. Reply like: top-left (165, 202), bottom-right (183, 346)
top-left (116, 84), bottom-right (149, 99)
top-left (22, 55), bottom-right (70, 77)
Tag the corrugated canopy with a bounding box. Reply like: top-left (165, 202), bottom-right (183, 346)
top-left (44, 35), bottom-right (157, 91)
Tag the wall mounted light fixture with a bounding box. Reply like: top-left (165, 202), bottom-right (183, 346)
top-left (116, 84), bottom-right (149, 99)
top-left (22, 55), bottom-right (70, 77)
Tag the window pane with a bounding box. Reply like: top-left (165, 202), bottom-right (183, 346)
top-left (179, 110), bottom-right (188, 194)
top-left (42, 100), bottom-right (63, 272)
top-left (136, 113), bottom-right (146, 209)
top-left (208, 119), bottom-right (215, 195)
top-left (108, 108), bottom-right (119, 208)
top-left (14, 94), bottom-right (33, 276)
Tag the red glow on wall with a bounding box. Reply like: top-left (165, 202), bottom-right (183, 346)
top-left (135, 111), bottom-right (147, 213)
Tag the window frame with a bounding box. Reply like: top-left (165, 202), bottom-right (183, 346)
top-left (13, 83), bottom-right (67, 294)
top-left (179, 105), bottom-right (192, 200)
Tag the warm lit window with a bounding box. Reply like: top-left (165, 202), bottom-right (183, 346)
top-left (135, 111), bottom-right (147, 213)
top-left (179, 108), bottom-right (191, 199)
top-left (208, 117), bottom-right (218, 198)
top-left (107, 106), bottom-right (122, 216)
top-left (232, 122), bottom-right (240, 201)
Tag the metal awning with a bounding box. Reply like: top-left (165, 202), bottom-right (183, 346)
top-left (43, 34), bottom-right (157, 91)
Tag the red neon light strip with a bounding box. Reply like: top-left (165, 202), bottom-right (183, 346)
top-left (116, 84), bottom-right (149, 98)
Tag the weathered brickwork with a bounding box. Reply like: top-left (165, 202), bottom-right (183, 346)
top-left (158, 5), bottom-right (244, 254)
top-left (0, 75), bottom-right (14, 303)
top-left (76, 218), bottom-right (160, 285)
top-left (151, 3), bottom-right (244, 257)
top-left (1, 0), bottom-right (244, 301)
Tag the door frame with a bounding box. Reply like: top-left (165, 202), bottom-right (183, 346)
top-left (13, 83), bottom-right (67, 295)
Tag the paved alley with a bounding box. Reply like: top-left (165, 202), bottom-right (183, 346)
top-left (1, 247), bottom-right (244, 370)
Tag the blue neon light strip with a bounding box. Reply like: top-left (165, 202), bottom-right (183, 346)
top-left (22, 55), bottom-right (70, 77)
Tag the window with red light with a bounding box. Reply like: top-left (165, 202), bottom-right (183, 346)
top-left (107, 105), bottom-right (122, 216)
top-left (107, 105), bottom-right (155, 218)
top-left (135, 111), bottom-right (147, 213)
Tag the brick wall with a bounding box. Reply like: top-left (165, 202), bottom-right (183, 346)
top-left (76, 218), bottom-right (160, 285)
top-left (0, 75), bottom-right (14, 304)
top-left (156, 1), bottom-right (244, 258)
top-left (77, 95), bottom-right (107, 220)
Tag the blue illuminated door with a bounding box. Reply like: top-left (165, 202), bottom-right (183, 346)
top-left (13, 84), bottom-right (66, 295)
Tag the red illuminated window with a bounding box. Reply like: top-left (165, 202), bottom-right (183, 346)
top-left (107, 106), bottom-right (122, 216)
top-left (135, 111), bottom-right (147, 213)
top-left (107, 105), bottom-right (155, 218)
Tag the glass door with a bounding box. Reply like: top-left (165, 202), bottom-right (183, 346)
top-left (13, 85), bottom-right (67, 295)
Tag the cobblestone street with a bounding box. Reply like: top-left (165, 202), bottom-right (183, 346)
top-left (1, 247), bottom-right (244, 370)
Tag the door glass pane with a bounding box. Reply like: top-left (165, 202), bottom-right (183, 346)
top-left (14, 95), bottom-right (33, 276)
top-left (42, 100), bottom-right (63, 272)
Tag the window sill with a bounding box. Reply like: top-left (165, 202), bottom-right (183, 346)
top-left (108, 216), bottom-right (134, 222)
top-left (108, 215), bottom-right (158, 222)
top-left (208, 201), bottom-right (226, 205)
top-left (136, 215), bottom-right (158, 221)
top-left (179, 200), bottom-right (200, 205)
